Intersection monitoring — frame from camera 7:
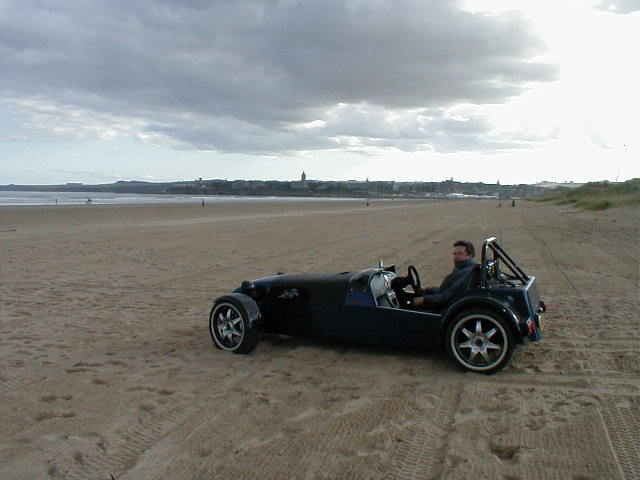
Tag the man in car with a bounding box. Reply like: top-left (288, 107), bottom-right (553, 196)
top-left (411, 240), bottom-right (477, 309)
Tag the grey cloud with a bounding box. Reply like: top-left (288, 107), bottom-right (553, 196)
top-left (3, 99), bottom-right (143, 141)
top-left (307, 105), bottom-right (552, 153)
top-left (144, 116), bottom-right (340, 153)
top-left (1, 0), bottom-right (557, 153)
top-left (595, 0), bottom-right (640, 14)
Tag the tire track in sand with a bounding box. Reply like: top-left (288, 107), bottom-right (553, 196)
top-left (522, 210), bottom-right (640, 479)
top-left (0, 362), bottom-right (58, 396)
top-left (120, 362), bottom-right (414, 480)
top-left (599, 394), bottom-right (640, 480)
top-left (391, 385), bottom-right (461, 480)
top-left (51, 347), bottom-right (294, 480)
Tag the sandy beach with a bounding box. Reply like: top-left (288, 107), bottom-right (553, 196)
top-left (1, 199), bottom-right (638, 480)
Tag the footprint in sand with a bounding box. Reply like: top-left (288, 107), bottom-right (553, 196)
top-left (338, 396), bottom-right (370, 415)
top-left (126, 385), bottom-right (157, 392)
top-left (34, 410), bottom-right (76, 421)
top-left (72, 451), bottom-right (84, 465)
top-left (490, 443), bottom-right (527, 465)
top-left (525, 419), bottom-right (542, 431)
top-left (140, 403), bottom-right (156, 412)
top-left (107, 359), bottom-right (128, 366)
top-left (196, 445), bottom-right (212, 457)
top-left (290, 407), bottom-right (318, 422)
top-left (34, 411), bottom-right (56, 422)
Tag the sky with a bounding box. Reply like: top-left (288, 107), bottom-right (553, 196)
top-left (1, 0), bottom-right (638, 185)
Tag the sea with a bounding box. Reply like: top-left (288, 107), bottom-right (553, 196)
top-left (0, 190), bottom-right (363, 206)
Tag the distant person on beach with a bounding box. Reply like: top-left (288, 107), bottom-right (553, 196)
top-left (86, 198), bottom-right (92, 205)
top-left (511, 199), bottom-right (516, 207)
top-left (410, 240), bottom-right (477, 310)
top-left (55, 198), bottom-right (58, 205)
top-left (201, 199), bottom-right (205, 207)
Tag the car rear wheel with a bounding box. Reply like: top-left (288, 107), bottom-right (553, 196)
top-left (445, 309), bottom-right (515, 374)
top-left (209, 299), bottom-right (260, 354)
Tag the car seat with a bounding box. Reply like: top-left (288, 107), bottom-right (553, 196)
top-left (465, 263), bottom-right (481, 290)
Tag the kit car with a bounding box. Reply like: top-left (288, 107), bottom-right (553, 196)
top-left (208, 237), bottom-right (546, 374)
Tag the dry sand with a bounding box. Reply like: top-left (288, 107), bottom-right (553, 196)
top-left (1, 199), bottom-right (638, 480)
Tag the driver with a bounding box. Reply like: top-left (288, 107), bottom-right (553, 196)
top-left (411, 240), bottom-right (477, 309)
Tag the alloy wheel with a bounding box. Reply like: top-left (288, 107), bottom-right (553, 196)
top-left (212, 303), bottom-right (244, 350)
top-left (450, 314), bottom-right (507, 371)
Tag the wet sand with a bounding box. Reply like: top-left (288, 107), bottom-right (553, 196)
top-left (1, 199), bottom-right (638, 480)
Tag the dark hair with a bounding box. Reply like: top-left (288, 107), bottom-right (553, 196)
top-left (453, 240), bottom-right (475, 257)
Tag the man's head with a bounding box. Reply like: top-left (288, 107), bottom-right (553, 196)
top-left (453, 240), bottom-right (475, 264)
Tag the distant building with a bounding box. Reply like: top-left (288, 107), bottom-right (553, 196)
top-left (536, 181), bottom-right (585, 189)
top-left (291, 171), bottom-right (309, 190)
top-left (341, 180), bottom-right (368, 191)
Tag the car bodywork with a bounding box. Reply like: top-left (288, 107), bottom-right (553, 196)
top-left (211, 237), bottom-right (546, 372)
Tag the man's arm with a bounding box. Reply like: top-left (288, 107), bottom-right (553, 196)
top-left (413, 275), bottom-right (467, 307)
top-left (413, 286), bottom-right (438, 295)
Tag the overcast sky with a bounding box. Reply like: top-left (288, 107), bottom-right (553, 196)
top-left (1, 0), bottom-right (638, 185)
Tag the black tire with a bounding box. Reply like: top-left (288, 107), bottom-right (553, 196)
top-left (209, 298), bottom-right (260, 354)
top-left (445, 308), bottom-right (515, 375)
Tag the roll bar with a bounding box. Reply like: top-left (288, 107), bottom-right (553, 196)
top-left (481, 237), bottom-right (529, 284)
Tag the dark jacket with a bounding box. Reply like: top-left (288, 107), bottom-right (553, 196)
top-left (422, 258), bottom-right (477, 307)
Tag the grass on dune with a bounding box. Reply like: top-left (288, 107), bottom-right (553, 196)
top-left (534, 178), bottom-right (640, 210)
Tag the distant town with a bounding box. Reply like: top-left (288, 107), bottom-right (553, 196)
top-left (1, 172), bottom-right (584, 199)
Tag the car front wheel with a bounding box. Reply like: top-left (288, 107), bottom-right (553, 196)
top-left (209, 299), bottom-right (260, 354)
top-left (445, 309), bottom-right (515, 374)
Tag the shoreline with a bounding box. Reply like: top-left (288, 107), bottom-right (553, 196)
top-left (0, 193), bottom-right (402, 208)
top-left (0, 198), bottom-right (485, 210)
top-left (0, 190), bottom-right (500, 207)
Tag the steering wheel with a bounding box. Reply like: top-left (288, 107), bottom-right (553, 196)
top-left (407, 265), bottom-right (421, 290)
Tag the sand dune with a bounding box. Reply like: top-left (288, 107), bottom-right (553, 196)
top-left (1, 199), bottom-right (638, 480)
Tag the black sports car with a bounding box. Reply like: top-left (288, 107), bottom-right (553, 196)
top-left (209, 237), bottom-right (546, 374)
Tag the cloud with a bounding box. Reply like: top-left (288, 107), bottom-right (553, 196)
top-left (0, 134), bottom-right (28, 141)
top-left (595, 0), bottom-right (640, 14)
top-left (3, 99), bottom-right (144, 141)
top-left (584, 119), bottom-right (612, 149)
top-left (294, 104), bottom-right (559, 153)
top-left (1, 0), bottom-right (557, 153)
